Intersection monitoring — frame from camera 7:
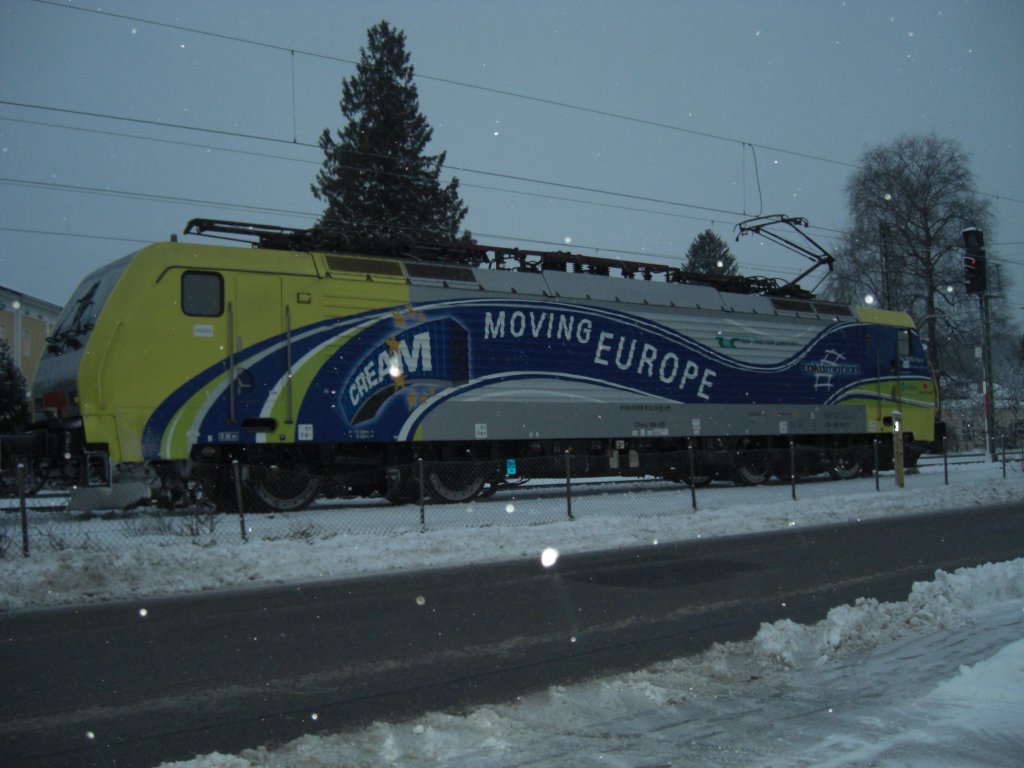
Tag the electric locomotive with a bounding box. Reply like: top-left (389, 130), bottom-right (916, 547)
top-left (26, 216), bottom-right (938, 510)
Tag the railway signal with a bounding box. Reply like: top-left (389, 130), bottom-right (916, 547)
top-left (962, 227), bottom-right (997, 462)
top-left (962, 227), bottom-right (987, 294)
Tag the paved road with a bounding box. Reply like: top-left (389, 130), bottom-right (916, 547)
top-left (2, 501), bottom-right (1022, 768)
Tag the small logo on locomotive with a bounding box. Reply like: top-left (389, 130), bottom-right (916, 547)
top-left (342, 318), bottom-right (470, 423)
top-left (801, 349), bottom-right (861, 390)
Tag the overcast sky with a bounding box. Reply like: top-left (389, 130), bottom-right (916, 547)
top-left (1, 0), bottom-right (1022, 325)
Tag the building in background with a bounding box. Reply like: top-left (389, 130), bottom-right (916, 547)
top-left (0, 285), bottom-right (62, 387)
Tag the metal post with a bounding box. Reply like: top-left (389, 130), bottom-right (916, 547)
top-left (942, 434), bottom-right (949, 486)
top-left (18, 463), bottom-right (29, 557)
top-left (980, 291), bottom-right (997, 462)
top-left (892, 411), bottom-right (905, 489)
top-left (789, 440), bottom-right (797, 501)
top-left (688, 441), bottom-right (697, 512)
top-left (418, 458), bottom-right (426, 532)
top-left (565, 451), bottom-right (574, 521)
top-left (232, 461), bottom-right (247, 542)
top-left (873, 438), bottom-right (880, 492)
top-left (1001, 434), bottom-right (1007, 479)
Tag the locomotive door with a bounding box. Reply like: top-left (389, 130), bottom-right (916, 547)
top-left (231, 274), bottom-right (284, 424)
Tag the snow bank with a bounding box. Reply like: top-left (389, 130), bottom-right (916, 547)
top-left (156, 558), bottom-right (1024, 768)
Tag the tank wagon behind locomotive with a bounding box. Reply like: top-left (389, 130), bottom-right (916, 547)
top-left (30, 224), bottom-right (938, 510)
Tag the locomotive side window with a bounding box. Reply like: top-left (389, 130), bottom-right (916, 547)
top-left (182, 271), bottom-right (223, 317)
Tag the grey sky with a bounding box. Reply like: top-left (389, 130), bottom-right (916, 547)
top-left (1, 0), bottom-right (1022, 325)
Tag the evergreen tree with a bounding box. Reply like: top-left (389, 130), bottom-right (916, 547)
top-left (683, 229), bottom-right (739, 276)
top-left (0, 340), bottom-right (29, 433)
top-left (311, 21), bottom-right (468, 245)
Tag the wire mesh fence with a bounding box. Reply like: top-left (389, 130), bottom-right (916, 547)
top-left (2, 439), bottom-right (1022, 557)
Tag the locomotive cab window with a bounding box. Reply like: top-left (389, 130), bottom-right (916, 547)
top-left (897, 328), bottom-right (911, 358)
top-left (182, 271), bottom-right (223, 317)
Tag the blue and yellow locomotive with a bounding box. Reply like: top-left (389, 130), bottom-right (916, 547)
top-left (27, 218), bottom-right (938, 510)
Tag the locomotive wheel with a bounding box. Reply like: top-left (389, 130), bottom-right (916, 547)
top-left (247, 464), bottom-right (319, 512)
top-left (828, 450), bottom-right (864, 481)
top-left (734, 455), bottom-right (771, 486)
top-left (426, 464), bottom-right (485, 504)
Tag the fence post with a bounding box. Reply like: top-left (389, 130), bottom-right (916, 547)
top-left (687, 440), bottom-right (697, 512)
top-left (232, 461), bottom-right (247, 543)
top-left (873, 438), bottom-right (880, 492)
top-left (789, 440), bottom-right (797, 501)
top-left (564, 450), bottom-right (574, 521)
top-left (942, 434), bottom-right (949, 485)
top-left (18, 463), bottom-right (29, 557)
top-left (1001, 434), bottom-right (1007, 479)
top-left (418, 458), bottom-right (426, 532)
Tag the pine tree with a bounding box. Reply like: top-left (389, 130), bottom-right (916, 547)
top-left (0, 340), bottom-right (29, 433)
top-left (683, 230), bottom-right (739, 276)
top-left (311, 21), bottom-right (468, 245)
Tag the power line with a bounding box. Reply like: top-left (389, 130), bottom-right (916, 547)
top-left (24, 0), bottom-right (861, 171)
top-left (0, 225), bottom-right (151, 246)
top-left (7, 106), bottom-right (1012, 268)
top-left (0, 112), bottom-right (755, 231)
top-left (0, 176), bottom-right (315, 220)
top-left (0, 100), bottom-right (750, 221)
top-left (32, 0), bottom-right (1024, 209)
top-left (0, 115), bottom-right (320, 167)
top-left (0, 99), bottom-right (306, 148)
top-left (10, 1), bottom-right (1024, 265)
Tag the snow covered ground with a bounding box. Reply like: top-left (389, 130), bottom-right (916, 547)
top-left (2, 460), bottom-right (1021, 611)
top-left (3, 460), bottom-right (1023, 767)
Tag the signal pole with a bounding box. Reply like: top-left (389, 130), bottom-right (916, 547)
top-left (980, 290), bottom-right (997, 462)
top-left (963, 228), bottom-right (997, 462)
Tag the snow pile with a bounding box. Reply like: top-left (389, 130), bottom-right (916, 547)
top-left (157, 559), bottom-right (1024, 768)
top-left (752, 556), bottom-right (1024, 670)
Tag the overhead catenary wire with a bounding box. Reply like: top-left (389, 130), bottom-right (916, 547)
top-left (8, 0), bottom-right (1024, 275)
top-left (1, 101), bottom-right (1015, 271)
top-left (26, 0), bottom-right (1024, 213)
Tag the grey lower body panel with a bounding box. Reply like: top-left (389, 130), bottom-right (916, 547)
top-left (415, 398), bottom-right (868, 442)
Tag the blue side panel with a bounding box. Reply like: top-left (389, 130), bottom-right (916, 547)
top-left (143, 298), bottom-right (932, 456)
